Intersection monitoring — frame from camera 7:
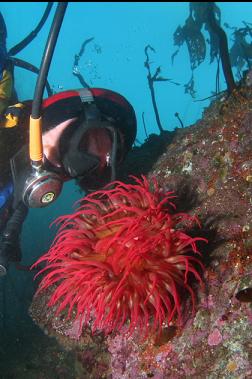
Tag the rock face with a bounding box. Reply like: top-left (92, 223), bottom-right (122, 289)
top-left (30, 88), bottom-right (252, 379)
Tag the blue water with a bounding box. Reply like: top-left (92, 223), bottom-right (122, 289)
top-left (2, 2), bottom-right (250, 141)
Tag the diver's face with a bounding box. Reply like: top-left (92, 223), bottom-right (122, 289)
top-left (42, 118), bottom-right (77, 167)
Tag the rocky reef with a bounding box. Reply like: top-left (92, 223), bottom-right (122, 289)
top-left (30, 85), bottom-right (252, 379)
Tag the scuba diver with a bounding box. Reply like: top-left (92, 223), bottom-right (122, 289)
top-left (0, 87), bottom-right (137, 274)
top-left (0, 5), bottom-right (137, 275)
top-left (0, 12), bottom-right (16, 115)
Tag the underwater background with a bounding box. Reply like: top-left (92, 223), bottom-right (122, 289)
top-left (0, 2), bottom-right (252, 379)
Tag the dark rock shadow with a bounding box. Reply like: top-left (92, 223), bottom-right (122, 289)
top-left (117, 131), bottom-right (176, 182)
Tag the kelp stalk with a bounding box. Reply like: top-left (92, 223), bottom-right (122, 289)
top-left (207, 2), bottom-right (236, 94)
top-left (144, 45), bottom-right (164, 134)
